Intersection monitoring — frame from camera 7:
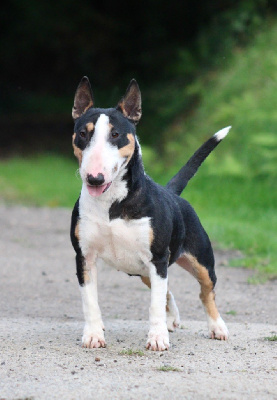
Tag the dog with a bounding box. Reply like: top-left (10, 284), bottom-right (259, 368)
top-left (70, 77), bottom-right (230, 351)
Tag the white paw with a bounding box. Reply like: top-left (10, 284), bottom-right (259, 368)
top-left (208, 315), bottom-right (229, 341)
top-left (82, 325), bottom-right (106, 348)
top-left (146, 329), bottom-right (170, 351)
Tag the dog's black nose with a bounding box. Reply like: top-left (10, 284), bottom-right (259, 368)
top-left (86, 173), bottom-right (105, 186)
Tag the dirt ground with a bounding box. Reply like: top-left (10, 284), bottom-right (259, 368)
top-left (0, 204), bottom-right (276, 400)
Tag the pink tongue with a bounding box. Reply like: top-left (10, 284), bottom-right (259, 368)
top-left (87, 184), bottom-right (109, 197)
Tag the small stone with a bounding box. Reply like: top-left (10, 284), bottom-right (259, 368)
top-left (95, 357), bottom-right (101, 362)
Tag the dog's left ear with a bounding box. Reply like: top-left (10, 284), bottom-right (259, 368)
top-left (117, 79), bottom-right (142, 124)
top-left (72, 76), bottom-right (94, 120)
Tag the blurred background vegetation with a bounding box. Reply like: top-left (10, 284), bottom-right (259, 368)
top-left (0, 0), bottom-right (276, 280)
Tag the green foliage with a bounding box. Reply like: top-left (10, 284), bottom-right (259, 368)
top-left (0, 155), bottom-right (81, 208)
top-left (139, 0), bottom-right (273, 146)
top-left (142, 21), bottom-right (277, 279)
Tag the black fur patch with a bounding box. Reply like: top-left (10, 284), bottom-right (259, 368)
top-left (73, 108), bottom-right (136, 153)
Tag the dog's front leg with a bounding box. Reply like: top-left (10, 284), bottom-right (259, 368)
top-left (78, 253), bottom-right (105, 348)
top-left (146, 262), bottom-right (169, 351)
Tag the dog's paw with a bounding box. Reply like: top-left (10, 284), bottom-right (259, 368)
top-left (82, 324), bottom-right (106, 348)
top-left (208, 315), bottom-right (229, 341)
top-left (146, 329), bottom-right (170, 351)
top-left (82, 332), bottom-right (106, 348)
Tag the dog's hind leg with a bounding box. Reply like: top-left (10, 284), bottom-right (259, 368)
top-left (176, 253), bottom-right (229, 340)
top-left (141, 276), bottom-right (180, 332)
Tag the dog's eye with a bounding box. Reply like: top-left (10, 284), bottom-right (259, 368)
top-left (111, 130), bottom-right (119, 139)
top-left (79, 131), bottom-right (86, 138)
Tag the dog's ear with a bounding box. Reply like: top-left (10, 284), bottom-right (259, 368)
top-left (117, 79), bottom-right (142, 124)
top-left (72, 76), bottom-right (94, 120)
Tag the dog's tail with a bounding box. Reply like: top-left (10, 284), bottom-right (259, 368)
top-left (166, 126), bottom-right (231, 196)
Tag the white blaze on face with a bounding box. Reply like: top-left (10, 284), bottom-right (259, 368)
top-left (80, 114), bottom-right (124, 196)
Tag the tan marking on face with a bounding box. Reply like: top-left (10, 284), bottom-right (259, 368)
top-left (86, 122), bottom-right (94, 132)
top-left (119, 133), bottom-right (135, 163)
top-left (72, 133), bottom-right (83, 166)
top-left (177, 253), bottom-right (219, 320)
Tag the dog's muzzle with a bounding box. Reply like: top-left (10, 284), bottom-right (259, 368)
top-left (86, 173), bottom-right (112, 197)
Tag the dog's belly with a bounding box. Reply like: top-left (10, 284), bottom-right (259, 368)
top-left (80, 215), bottom-right (152, 276)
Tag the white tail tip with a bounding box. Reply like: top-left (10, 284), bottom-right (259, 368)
top-left (214, 126), bottom-right (231, 142)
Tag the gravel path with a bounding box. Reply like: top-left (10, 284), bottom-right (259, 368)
top-left (0, 204), bottom-right (276, 400)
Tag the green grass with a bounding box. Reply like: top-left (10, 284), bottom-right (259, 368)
top-left (158, 365), bottom-right (181, 372)
top-left (0, 154), bottom-right (81, 208)
top-left (226, 310), bottom-right (237, 316)
top-left (119, 349), bottom-right (145, 356)
top-left (264, 335), bottom-right (277, 342)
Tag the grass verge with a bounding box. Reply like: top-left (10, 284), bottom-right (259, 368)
top-left (0, 154), bottom-right (81, 208)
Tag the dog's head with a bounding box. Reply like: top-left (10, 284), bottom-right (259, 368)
top-left (72, 77), bottom-right (142, 197)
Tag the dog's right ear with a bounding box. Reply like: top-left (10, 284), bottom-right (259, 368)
top-left (117, 79), bottom-right (142, 124)
top-left (72, 76), bottom-right (94, 120)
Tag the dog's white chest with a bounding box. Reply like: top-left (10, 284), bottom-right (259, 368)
top-left (79, 197), bottom-right (152, 275)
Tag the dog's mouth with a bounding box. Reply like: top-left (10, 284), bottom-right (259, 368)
top-left (86, 182), bottom-right (112, 197)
